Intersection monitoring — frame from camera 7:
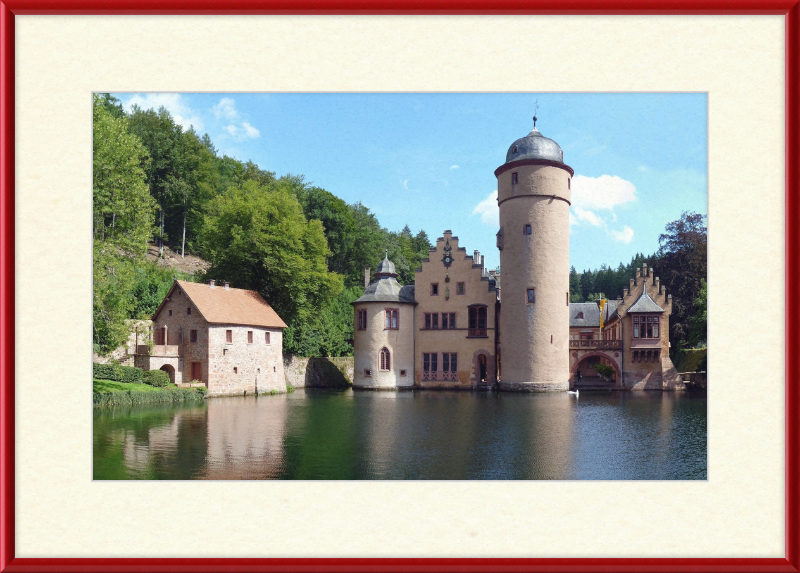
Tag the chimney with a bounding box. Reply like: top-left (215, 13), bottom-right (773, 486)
top-left (224, 282), bottom-right (230, 290)
top-left (364, 267), bottom-right (370, 288)
top-left (642, 263), bottom-right (648, 276)
top-left (208, 280), bottom-right (215, 289)
top-left (474, 250), bottom-right (480, 263)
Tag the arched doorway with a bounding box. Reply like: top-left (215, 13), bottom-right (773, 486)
top-left (571, 352), bottom-right (621, 387)
top-left (471, 350), bottom-right (495, 385)
top-left (160, 364), bottom-right (175, 385)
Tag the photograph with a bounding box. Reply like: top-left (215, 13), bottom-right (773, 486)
top-left (92, 92), bottom-right (708, 480)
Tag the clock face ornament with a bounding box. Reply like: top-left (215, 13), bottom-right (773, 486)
top-left (442, 239), bottom-right (452, 267)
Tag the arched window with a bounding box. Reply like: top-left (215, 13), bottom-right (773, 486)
top-left (380, 347), bottom-right (391, 371)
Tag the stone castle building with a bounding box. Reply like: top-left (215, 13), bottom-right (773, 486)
top-left (135, 279), bottom-right (287, 397)
top-left (352, 119), bottom-right (685, 392)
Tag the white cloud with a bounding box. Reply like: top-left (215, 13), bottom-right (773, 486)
top-left (471, 190), bottom-right (499, 226)
top-left (572, 206), bottom-right (604, 227)
top-left (571, 174), bottom-right (636, 211)
top-left (122, 93), bottom-right (204, 131)
top-left (224, 121), bottom-right (260, 141)
top-left (610, 226), bottom-right (635, 244)
top-left (211, 97), bottom-right (260, 141)
top-left (400, 179), bottom-right (409, 190)
top-left (450, 165), bottom-right (460, 170)
top-left (213, 97), bottom-right (239, 121)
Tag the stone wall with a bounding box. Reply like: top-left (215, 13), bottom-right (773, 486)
top-left (284, 355), bottom-right (354, 388)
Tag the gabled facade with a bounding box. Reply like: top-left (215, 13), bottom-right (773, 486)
top-left (414, 231), bottom-right (498, 389)
top-left (136, 280), bottom-right (288, 397)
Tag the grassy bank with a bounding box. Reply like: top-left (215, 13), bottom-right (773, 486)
top-left (93, 379), bottom-right (206, 407)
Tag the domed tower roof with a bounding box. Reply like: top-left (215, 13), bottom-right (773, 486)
top-left (496, 115), bottom-right (573, 176)
top-left (353, 254), bottom-right (416, 305)
top-left (504, 126), bottom-right (564, 164)
top-left (374, 254), bottom-right (397, 278)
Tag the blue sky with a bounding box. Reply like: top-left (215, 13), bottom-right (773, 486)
top-left (115, 92), bottom-right (707, 273)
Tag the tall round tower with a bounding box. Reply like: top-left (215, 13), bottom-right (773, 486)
top-left (495, 117), bottom-right (573, 392)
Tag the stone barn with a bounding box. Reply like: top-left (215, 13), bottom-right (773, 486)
top-left (136, 280), bottom-right (287, 397)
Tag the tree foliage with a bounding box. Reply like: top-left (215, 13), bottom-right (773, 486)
top-left (199, 181), bottom-right (344, 340)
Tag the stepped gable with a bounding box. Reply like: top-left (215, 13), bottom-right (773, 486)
top-left (155, 280), bottom-right (287, 328)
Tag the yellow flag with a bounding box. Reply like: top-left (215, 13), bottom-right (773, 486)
top-left (598, 299), bottom-right (606, 329)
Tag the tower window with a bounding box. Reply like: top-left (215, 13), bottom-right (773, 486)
top-left (523, 224), bottom-right (532, 235)
top-left (431, 283), bottom-right (439, 296)
top-left (512, 172), bottom-right (518, 184)
top-left (527, 288), bottom-right (536, 303)
top-left (385, 308), bottom-right (399, 330)
top-left (364, 369), bottom-right (372, 377)
top-left (356, 309), bottom-right (367, 330)
top-left (247, 331), bottom-right (253, 344)
top-left (380, 347), bottom-right (391, 371)
top-left (568, 178), bottom-right (571, 190)
top-left (566, 292), bottom-right (569, 306)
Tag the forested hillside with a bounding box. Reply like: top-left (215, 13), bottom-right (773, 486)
top-left (93, 94), bottom-right (431, 358)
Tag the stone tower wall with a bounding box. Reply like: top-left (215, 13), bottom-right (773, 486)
top-left (352, 302), bottom-right (415, 389)
top-left (497, 163), bottom-right (572, 391)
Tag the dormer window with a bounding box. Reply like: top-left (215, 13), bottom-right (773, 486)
top-left (577, 312), bottom-right (584, 319)
top-left (512, 145), bottom-right (518, 153)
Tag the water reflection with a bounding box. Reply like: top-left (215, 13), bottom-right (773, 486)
top-left (93, 390), bottom-right (707, 480)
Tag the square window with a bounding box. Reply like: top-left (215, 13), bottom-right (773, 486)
top-left (430, 283), bottom-right (439, 296)
top-left (226, 329), bottom-right (232, 343)
top-left (190, 329), bottom-right (197, 343)
top-left (527, 288), bottom-right (535, 303)
top-left (187, 307), bottom-right (192, 315)
top-left (247, 331), bottom-right (253, 343)
top-left (457, 282), bottom-right (465, 295)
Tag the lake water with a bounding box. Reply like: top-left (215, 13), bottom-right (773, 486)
top-left (93, 389), bottom-right (707, 480)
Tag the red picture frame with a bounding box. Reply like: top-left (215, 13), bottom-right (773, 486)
top-left (1, 2), bottom-right (798, 572)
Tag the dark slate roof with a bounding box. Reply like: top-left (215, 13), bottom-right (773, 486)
top-left (569, 301), bottom-right (619, 327)
top-left (627, 292), bottom-right (664, 313)
top-left (504, 126), bottom-right (565, 165)
top-left (570, 303), bottom-right (600, 327)
top-left (375, 256), bottom-right (396, 276)
top-left (353, 276), bottom-right (416, 304)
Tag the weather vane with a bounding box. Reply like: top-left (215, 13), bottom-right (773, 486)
top-left (533, 100), bottom-right (539, 128)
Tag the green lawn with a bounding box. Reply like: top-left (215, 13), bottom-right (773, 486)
top-left (93, 379), bottom-right (166, 393)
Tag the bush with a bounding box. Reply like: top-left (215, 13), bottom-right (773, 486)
top-left (93, 387), bottom-right (205, 407)
top-left (593, 364), bottom-right (615, 378)
top-left (142, 369), bottom-right (171, 387)
top-left (93, 363), bottom-right (143, 384)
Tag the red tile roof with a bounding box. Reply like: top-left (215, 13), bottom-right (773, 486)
top-left (171, 280), bottom-right (287, 328)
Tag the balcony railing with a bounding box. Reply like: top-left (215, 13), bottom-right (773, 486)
top-left (422, 371), bottom-right (458, 381)
top-left (569, 339), bottom-right (622, 350)
top-left (139, 344), bottom-right (181, 356)
top-left (467, 328), bottom-right (488, 337)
